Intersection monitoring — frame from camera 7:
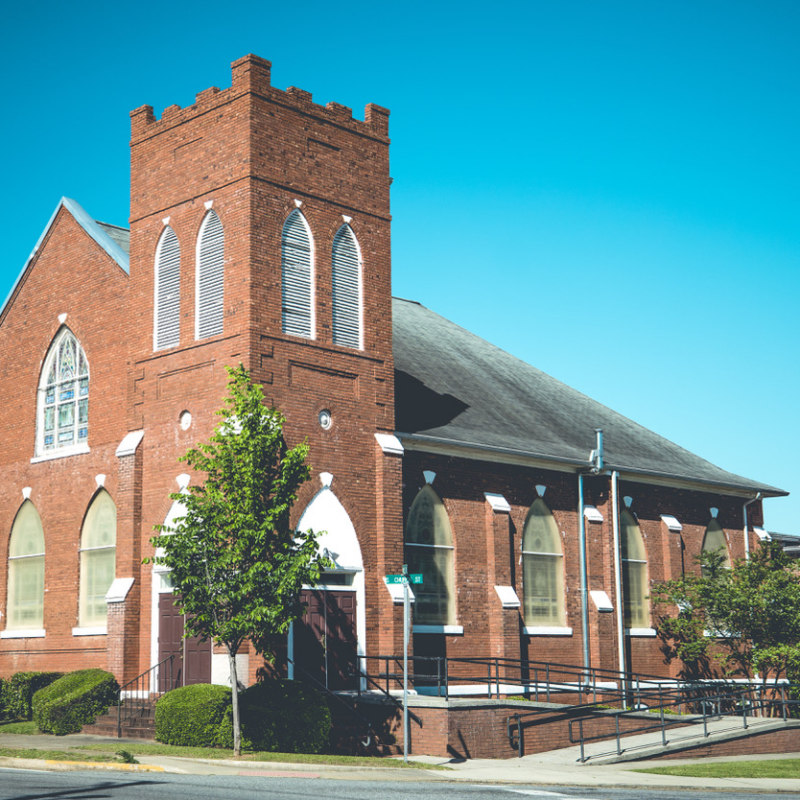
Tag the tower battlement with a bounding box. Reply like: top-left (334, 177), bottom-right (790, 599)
top-left (130, 54), bottom-right (390, 142)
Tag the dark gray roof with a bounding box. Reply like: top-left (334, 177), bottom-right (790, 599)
top-left (96, 222), bottom-right (130, 255)
top-left (392, 297), bottom-right (786, 496)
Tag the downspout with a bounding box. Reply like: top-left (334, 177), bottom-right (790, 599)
top-left (611, 470), bottom-right (628, 703)
top-left (578, 429), bottom-right (604, 677)
top-left (578, 472), bottom-right (589, 677)
top-left (742, 493), bottom-right (762, 561)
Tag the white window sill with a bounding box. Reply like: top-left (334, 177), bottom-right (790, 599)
top-left (72, 626), bottom-right (107, 637)
top-left (524, 626), bottom-right (573, 636)
top-left (414, 624), bottom-right (464, 635)
top-left (626, 627), bottom-right (657, 637)
top-left (1, 628), bottom-right (45, 639)
top-left (31, 443), bottom-right (90, 464)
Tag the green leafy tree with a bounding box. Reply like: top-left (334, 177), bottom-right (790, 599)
top-left (653, 542), bottom-right (800, 693)
top-left (149, 365), bottom-right (329, 755)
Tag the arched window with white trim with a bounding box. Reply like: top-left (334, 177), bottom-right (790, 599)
top-left (196, 210), bottom-right (224, 339)
top-left (281, 210), bottom-right (314, 338)
top-left (6, 501), bottom-right (45, 631)
top-left (405, 485), bottom-right (455, 625)
top-left (36, 328), bottom-right (89, 457)
top-left (621, 510), bottom-right (649, 629)
top-left (522, 498), bottom-right (565, 627)
top-left (78, 490), bottom-right (116, 629)
top-left (331, 224), bottom-right (362, 348)
top-left (702, 519), bottom-right (731, 573)
top-left (154, 225), bottom-right (181, 350)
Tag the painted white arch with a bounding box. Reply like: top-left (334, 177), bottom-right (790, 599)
top-left (293, 486), bottom-right (367, 684)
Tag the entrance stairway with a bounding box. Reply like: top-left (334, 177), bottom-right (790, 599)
top-left (82, 704), bottom-right (156, 740)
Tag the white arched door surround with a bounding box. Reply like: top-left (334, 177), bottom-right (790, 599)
top-left (292, 481), bottom-right (366, 688)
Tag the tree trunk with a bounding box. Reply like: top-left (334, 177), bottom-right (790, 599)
top-left (228, 646), bottom-right (241, 756)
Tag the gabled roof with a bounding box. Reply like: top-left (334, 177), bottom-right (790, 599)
top-left (0, 198), bottom-right (129, 319)
top-left (392, 297), bottom-right (786, 497)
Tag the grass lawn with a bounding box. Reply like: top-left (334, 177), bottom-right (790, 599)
top-left (0, 747), bottom-right (117, 762)
top-left (0, 721), bottom-right (40, 734)
top-left (633, 759), bottom-right (800, 779)
top-left (79, 743), bottom-right (447, 769)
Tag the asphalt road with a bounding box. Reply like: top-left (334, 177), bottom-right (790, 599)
top-left (1, 771), bottom-right (800, 800)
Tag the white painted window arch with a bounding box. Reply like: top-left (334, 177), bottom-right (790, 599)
top-left (36, 327), bottom-right (89, 457)
top-left (154, 225), bottom-right (181, 350)
top-left (331, 224), bottom-right (363, 349)
top-left (5, 501), bottom-right (45, 631)
top-left (196, 210), bottom-right (225, 339)
top-left (281, 210), bottom-right (314, 338)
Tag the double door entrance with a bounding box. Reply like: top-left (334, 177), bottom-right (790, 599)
top-left (294, 589), bottom-right (358, 690)
top-left (157, 593), bottom-right (211, 690)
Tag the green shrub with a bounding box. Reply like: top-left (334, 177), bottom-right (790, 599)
top-left (0, 678), bottom-right (5, 721)
top-left (32, 669), bottom-right (118, 735)
top-left (218, 679), bottom-right (331, 753)
top-left (155, 684), bottom-right (232, 747)
top-left (1, 672), bottom-right (64, 721)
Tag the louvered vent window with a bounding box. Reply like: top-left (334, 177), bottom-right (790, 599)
top-left (154, 226), bottom-right (181, 350)
top-left (196, 211), bottom-right (224, 339)
top-left (331, 224), bottom-right (362, 349)
top-left (281, 210), bottom-right (314, 338)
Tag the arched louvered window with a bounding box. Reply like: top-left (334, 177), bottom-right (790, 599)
top-left (702, 519), bottom-right (731, 574)
top-left (522, 498), bottom-right (565, 627)
top-left (196, 211), bottom-right (224, 339)
top-left (6, 501), bottom-right (45, 631)
top-left (281, 210), bottom-right (314, 338)
top-left (78, 490), bottom-right (116, 628)
top-left (331, 224), bottom-right (362, 348)
top-left (405, 485), bottom-right (455, 625)
top-left (154, 226), bottom-right (181, 350)
top-left (36, 328), bottom-right (89, 457)
top-left (621, 510), bottom-right (649, 629)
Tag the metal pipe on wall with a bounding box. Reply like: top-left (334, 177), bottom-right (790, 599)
top-left (611, 470), bottom-right (627, 702)
top-left (577, 472), bottom-right (590, 676)
top-left (742, 492), bottom-right (762, 561)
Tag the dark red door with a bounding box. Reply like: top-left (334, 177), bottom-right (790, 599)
top-left (158, 594), bottom-right (211, 688)
top-left (295, 590), bottom-right (357, 690)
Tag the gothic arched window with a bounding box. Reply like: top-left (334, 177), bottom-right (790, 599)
top-left (154, 225), bottom-right (181, 350)
top-left (37, 328), bottom-right (89, 457)
top-left (6, 501), bottom-right (45, 631)
top-left (620, 510), bottom-right (649, 629)
top-left (522, 498), bottom-right (565, 627)
top-left (281, 210), bottom-right (314, 338)
top-left (702, 518), bottom-right (731, 574)
top-left (331, 224), bottom-right (362, 349)
top-left (196, 210), bottom-right (225, 339)
top-left (78, 491), bottom-right (116, 628)
top-left (405, 485), bottom-right (455, 625)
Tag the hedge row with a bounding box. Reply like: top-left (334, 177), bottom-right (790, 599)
top-left (0, 672), bottom-right (64, 721)
top-left (32, 669), bottom-right (119, 735)
top-left (155, 679), bottom-right (331, 753)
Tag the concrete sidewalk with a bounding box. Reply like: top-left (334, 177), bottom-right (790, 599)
top-left (1, 732), bottom-right (799, 793)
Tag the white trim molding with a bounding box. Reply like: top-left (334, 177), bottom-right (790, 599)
top-left (524, 626), bottom-right (573, 636)
top-left (116, 430), bottom-right (144, 457)
top-left (414, 624), bottom-right (464, 635)
top-left (106, 577), bottom-right (135, 604)
top-left (494, 585), bottom-right (520, 608)
top-left (584, 505), bottom-right (604, 522)
top-left (375, 433), bottom-right (404, 455)
top-left (626, 627), bottom-right (658, 637)
top-left (72, 626), bottom-right (107, 637)
top-left (661, 514), bottom-right (682, 532)
top-left (1, 629), bottom-right (45, 639)
top-left (485, 493), bottom-right (511, 514)
top-left (31, 443), bottom-right (90, 464)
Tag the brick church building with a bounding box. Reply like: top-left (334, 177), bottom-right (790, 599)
top-left (0, 55), bottom-right (786, 693)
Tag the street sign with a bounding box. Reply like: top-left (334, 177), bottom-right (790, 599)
top-left (385, 573), bottom-right (423, 584)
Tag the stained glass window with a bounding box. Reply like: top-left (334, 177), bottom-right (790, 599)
top-left (621, 510), bottom-right (649, 629)
top-left (405, 486), bottom-right (456, 625)
top-left (79, 491), bottom-right (116, 628)
top-left (38, 329), bottom-right (89, 454)
top-left (6, 501), bottom-right (45, 630)
top-left (522, 499), bottom-right (565, 627)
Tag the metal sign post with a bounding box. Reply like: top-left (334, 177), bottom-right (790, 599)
top-left (385, 569), bottom-right (422, 764)
top-left (402, 563), bottom-right (409, 763)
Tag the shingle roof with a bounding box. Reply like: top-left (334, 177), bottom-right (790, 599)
top-left (392, 297), bottom-right (786, 496)
top-left (96, 222), bottom-right (130, 255)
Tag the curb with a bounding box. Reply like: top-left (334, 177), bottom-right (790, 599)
top-left (0, 757), bottom-right (166, 773)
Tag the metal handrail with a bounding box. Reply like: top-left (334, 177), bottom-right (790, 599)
top-left (116, 654), bottom-right (176, 738)
top-left (564, 683), bottom-right (800, 763)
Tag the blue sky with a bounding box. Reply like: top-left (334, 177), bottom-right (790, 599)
top-left (2, 1), bottom-right (798, 532)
